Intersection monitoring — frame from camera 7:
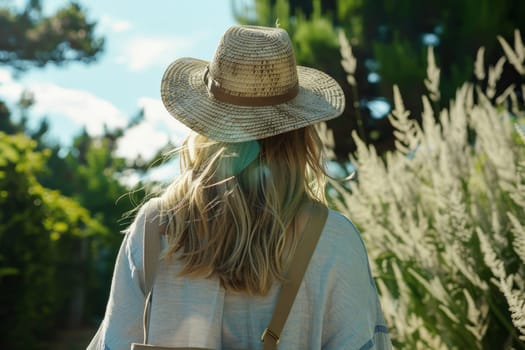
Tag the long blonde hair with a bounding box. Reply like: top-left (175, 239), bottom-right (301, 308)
top-left (159, 125), bottom-right (327, 295)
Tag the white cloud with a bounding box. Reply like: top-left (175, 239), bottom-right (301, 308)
top-left (0, 69), bottom-right (127, 135)
top-left (30, 83), bottom-right (127, 134)
top-left (115, 120), bottom-right (169, 160)
top-left (99, 15), bottom-right (132, 33)
top-left (117, 169), bottom-right (142, 189)
top-left (0, 68), bottom-right (13, 84)
top-left (120, 36), bottom-right (192, 71)
top-left (0, 68), bottom-right (24, 101)
top-left (115, 97), bottom-right (191, 160)
top-left (0, 69), bottom-right (189, 162)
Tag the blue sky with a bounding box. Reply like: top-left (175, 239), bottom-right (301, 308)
top-left (0, 0), bottom-right (239, 160)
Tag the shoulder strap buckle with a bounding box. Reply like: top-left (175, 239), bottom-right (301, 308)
top-left (261, 327), bottom-right (280, 344)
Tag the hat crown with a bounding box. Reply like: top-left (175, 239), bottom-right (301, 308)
top-left (208, 26), bottom-right (298, 98)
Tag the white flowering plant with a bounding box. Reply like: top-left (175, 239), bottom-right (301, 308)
top-left (327, 30), bottom-right (525, 349)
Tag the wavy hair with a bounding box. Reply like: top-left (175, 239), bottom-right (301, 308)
top-left (159, 125), bottom-right (327, 295)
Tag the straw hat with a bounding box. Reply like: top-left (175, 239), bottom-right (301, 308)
top-left (161, 25), bottom-right (345, 142)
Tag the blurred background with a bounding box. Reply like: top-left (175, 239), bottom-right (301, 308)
top-left (0, 0), bottom-right (524, 349)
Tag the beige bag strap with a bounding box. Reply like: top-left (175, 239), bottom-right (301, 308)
top-left (142, 199), bottom-right (165, 344)
top-left (261, 201), bottom-right (328, 350)
top-left (140, 200), bottom-right (328, 349)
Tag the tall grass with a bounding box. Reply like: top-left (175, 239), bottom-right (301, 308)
top-left (326, 30), bottom-right (525, 349)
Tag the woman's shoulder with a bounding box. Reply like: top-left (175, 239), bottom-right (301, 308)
top-left (322, 209), bottom-right (367, 250)
top-left (315, 208), bottom-right (373, 272)
top-left (121, 198), bottom-right (163, 263)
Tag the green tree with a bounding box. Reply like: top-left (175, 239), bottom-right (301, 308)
top-left (42, 128), bottom-right (132, 232)
top-left (0, 132), bottom-right (108, 349)
top-left (38, 128), bottom-right (145, 320)
top-left (5, 101), bottom-right (152, 323)
top-left (0, 0), bottom-right (104, 71)
top-left (0, 1), bottom-right (129, 347)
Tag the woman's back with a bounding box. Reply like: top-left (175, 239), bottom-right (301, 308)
top-left (127, 208), bottom-right (390, 349)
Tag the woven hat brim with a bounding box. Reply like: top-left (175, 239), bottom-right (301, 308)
top-left (161, 58), bottom-right (345, 143)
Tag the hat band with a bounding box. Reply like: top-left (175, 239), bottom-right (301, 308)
top-left (203, 67), bottom-right (299, 107)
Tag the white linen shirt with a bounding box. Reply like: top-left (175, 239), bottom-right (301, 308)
top-left (89, 201), bottom-right (392, 350)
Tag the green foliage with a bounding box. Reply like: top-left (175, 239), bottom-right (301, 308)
top-left (349, 0), bottom-right (524, 107)
top-left (0, 132), bottom-right (108, 349)
top-left (36, 126), bottom-right (151, 330)
top-left (292, 12), bottom-right (339, 69)
top-left (326, 30), bottom-right (525, 349)
top-left (0, 94), bottom-right (148, 350)
top-left (0, 77), bottom-right (152, 349)
top-left (0, 1), bottom-right (141, 347)
top-left (235, 0), bottom-right (525, 156)
top-left (373, 37), bottom-right (426, 108)
top-left (0, 100), bottom-right (21, 134)
top-left (0, 0), bottom-right (104, 70)
top-left (41, 129), bottom-right (133, 232)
